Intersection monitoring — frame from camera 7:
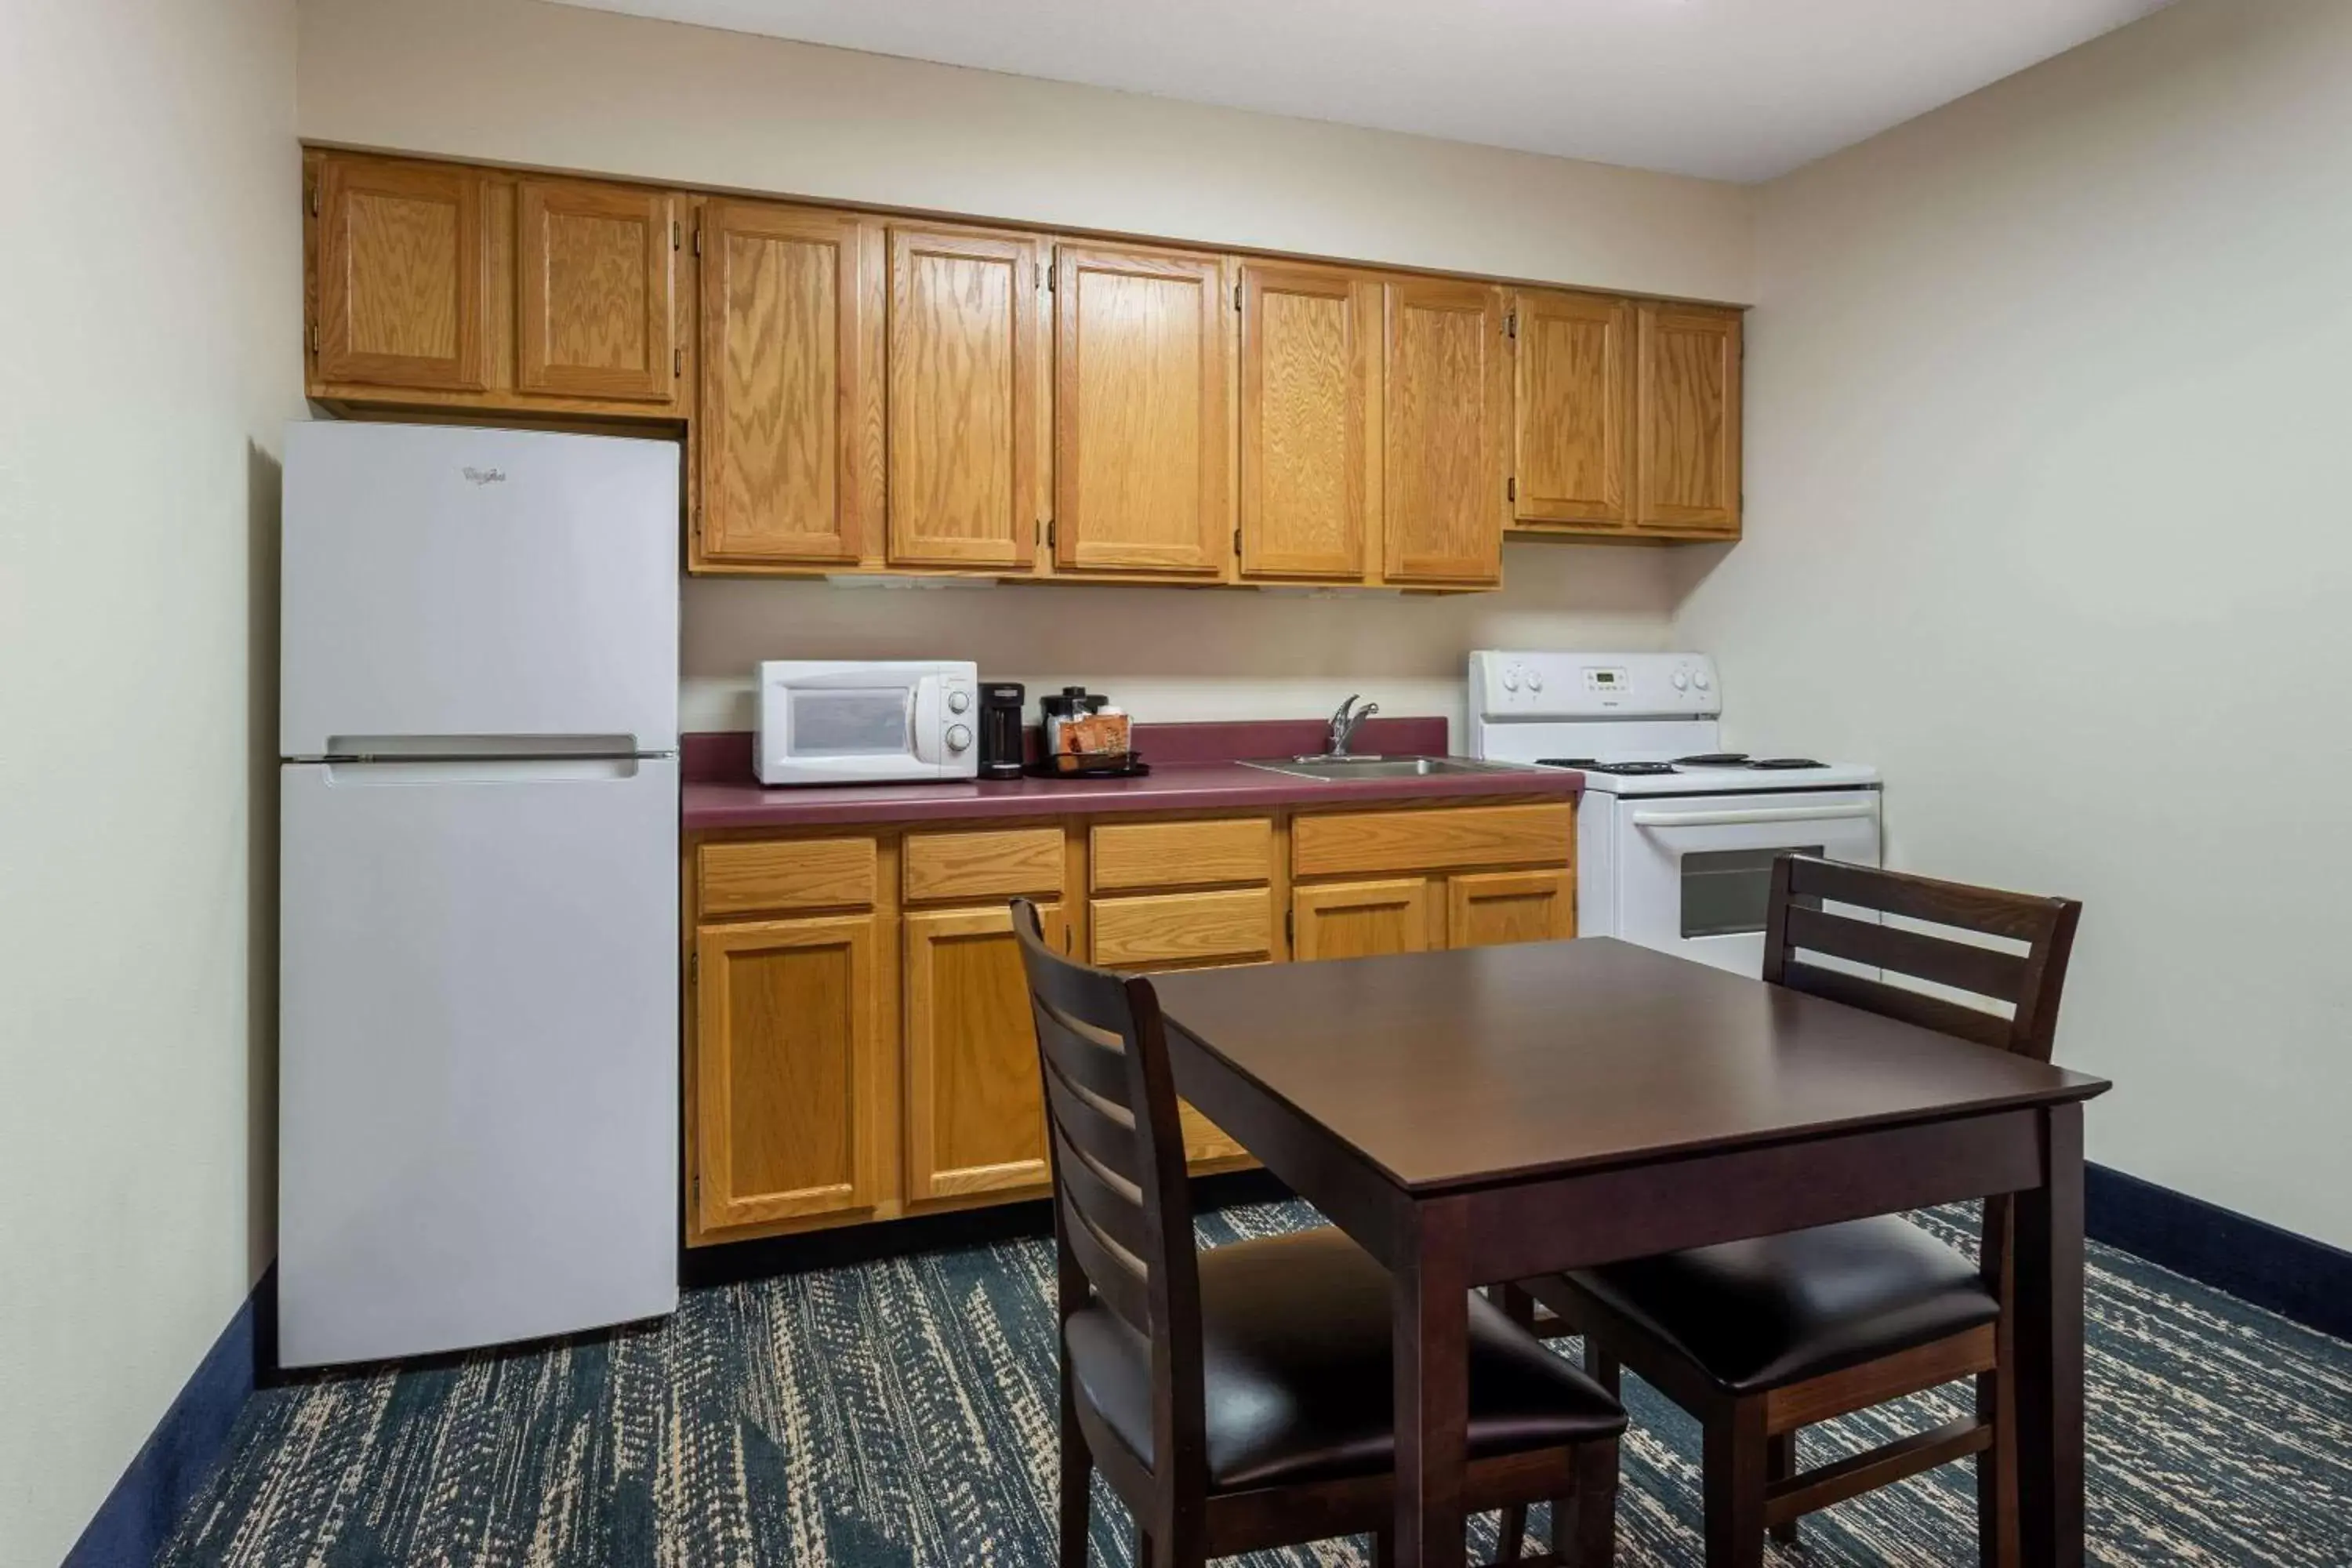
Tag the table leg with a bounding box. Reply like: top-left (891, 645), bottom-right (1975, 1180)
top-left (1394, 1196), bottom-right (1471, 1568)
top-left (2014, 1102), bottom-right (2085, 1568)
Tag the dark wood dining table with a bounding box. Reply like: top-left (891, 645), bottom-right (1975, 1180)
top-left (1150, 937), bottom-right (2110, 1568)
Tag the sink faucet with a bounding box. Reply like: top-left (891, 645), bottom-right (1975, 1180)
top-left (1326, 695), bottom-right (1380, 757)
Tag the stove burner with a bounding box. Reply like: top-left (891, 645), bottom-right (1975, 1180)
top-left (1536, 758), bottom-right (1679, 776)
top-left (1672, 753), bottom-right (1751, 766)
top-left (1748, 757), bottom-right (1826, 770)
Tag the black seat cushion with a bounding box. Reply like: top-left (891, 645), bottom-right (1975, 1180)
top-left (1564, 1215), bottom-right (2000, 1396)
top-left (1063, 1225), bottom-right (1624, 1491)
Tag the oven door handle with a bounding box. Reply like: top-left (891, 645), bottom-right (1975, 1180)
top-left (1632, 804), bottom-right (1879, 829)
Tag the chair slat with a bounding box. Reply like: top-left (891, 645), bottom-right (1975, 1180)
top-left (1788, 856), bottom-right (2067, 944)
top-left (1040, 1048), bottom-right (1143, 1182)
top-left (1784, 959), bottom-right (2014, 1051)
top-left (1783, 904), bottom-right (2030, 1003)
top-left (1051, 1120), bottom-right (1152, 1261)
top-left (1033, 995), bottom-right (1132, 1105)
top-left (1059, 1192), bottom-right (1153, 1337)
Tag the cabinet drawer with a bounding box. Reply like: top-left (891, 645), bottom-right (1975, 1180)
top-left (1091, 817), bottom-right (1272, 891)
top-left (699, 837), bottom-right (878, 917)
top-left (1091, 888), bottom-right (1277, 969)
top-left (1292, 802), bottom-right (1573, 879)
top-left (903, 826), bottom-right (1066, 902)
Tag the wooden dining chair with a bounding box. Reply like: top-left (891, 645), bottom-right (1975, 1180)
top-left (1504, 855), bottom-right (2083, 1568)
top-left (1011, 898), bottom-right (1627, 1568)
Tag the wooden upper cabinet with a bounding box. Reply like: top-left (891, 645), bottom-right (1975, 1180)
top-left (902, 902), bottom-right (1060, 1203)
top-left (887, 226), bottom-right (1041, 570)
top-left (1637, 303), bottom-right (1743, 535)
top-left (697, 201), bottom-right (882, 565)
top-left (693, 913), bottom-right (882, 1233)
top-left (314, 157), bottom-right (485, 392)
top-left (516, 180), bottom-right (677, 405)
top-left (1053, 244), bottom-right (1232, 577)
top-left (1382, 279), bottom-right (1508, 586)
top-left (1512, 289), bottom-right (1634, 529)
top-left (1237, 262), bottom-right (1379, 581)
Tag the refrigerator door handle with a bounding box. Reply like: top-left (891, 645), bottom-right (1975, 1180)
top-left (315, 734), bottom-right (651, 762)
top-left (323, 757), bottom-right (646, 786)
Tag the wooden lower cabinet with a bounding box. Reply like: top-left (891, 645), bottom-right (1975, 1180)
top-left (686, 797), bottom-right (1574, 1245)
top-left (1447, 867), bottom-right (1574, 949)
top-left (692, 913), bottom-right (882, 1234)
top-left (1292, 877), bottom-right (1433, 960)
top-left (902, 902), bottom-right (1062, 1203)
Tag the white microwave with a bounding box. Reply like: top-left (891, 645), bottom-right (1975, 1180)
top-left (756, 660), bottom-right (980, 786)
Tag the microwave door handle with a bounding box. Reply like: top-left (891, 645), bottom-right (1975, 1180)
top-left (1631, 804), bottom-right (1879, 829)
top-left (910, 677), bottom-right (942, 765)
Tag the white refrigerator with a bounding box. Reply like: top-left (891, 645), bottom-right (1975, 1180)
top-left (278, 421), bottom-right (681, 1367)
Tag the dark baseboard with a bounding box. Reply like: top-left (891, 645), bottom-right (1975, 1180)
top-left (2086, 1163), bottom-right (2352, 1341)
top-left (64, 1267), bottom-right (274, 1568)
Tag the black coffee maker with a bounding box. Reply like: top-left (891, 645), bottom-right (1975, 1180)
top-left (977, 683), bottom-right (1027, 779)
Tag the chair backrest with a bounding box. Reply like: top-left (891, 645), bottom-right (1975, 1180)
top-left (1011, 898), bottom-right (1207, 1488)
top-left (1762, 855), bottom-right (2082, 1062)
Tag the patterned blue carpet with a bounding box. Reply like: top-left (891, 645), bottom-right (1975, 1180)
top-left (162, 1201), bottom-right (2352, 1566)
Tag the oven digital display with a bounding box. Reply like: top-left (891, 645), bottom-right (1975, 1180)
top-left (1584, 667), bottom-right (1628, 692)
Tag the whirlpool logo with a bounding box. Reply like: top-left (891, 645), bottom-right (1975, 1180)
top-left (461, 466), bottom-right (508, 486)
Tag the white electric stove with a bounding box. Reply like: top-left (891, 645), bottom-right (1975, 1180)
top-left (1468, 651), bottom-right (1882, 975)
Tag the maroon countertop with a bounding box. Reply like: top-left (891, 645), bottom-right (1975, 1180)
top-left (681, 718), bottom-right (1581, 831)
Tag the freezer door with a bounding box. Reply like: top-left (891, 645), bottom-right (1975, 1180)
top-left (281, 421), bottom-right (679, 757)
top-left (279, 757), bottom-right (679, 1367)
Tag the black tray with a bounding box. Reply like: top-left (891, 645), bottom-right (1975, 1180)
top-left (1022, 756), bottom-right (1152, 780)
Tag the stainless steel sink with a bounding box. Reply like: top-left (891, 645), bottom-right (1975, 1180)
top-left (1239, 754), bottom-right (1529, 782)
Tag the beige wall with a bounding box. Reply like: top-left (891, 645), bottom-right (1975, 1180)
top-left (0, 0), bottom-right (302, 1559)
top-left (684, 545), bottom-right (1682, 741)
top-left (296, 0), bottom-right (1754, 302)
top-left (1674, 0), bottom-right (2352, 1245)
top-left (298, 0), bottom-right (1756, 731)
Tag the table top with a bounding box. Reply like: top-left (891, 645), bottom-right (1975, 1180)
top-left (1152, 938), bottom-right (2109, 1193)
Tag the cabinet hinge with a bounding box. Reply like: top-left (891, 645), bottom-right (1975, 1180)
top-left (692, 503), bottom-right (703, 543)
top-left (689, 950), bottom-right (699, 983)
top-left (1507, 476), bottom-right (1516, 503)
top-left (673, 347), bottom-right (684, 377)
top-left (1506, 310), bottom-right (1518, 339)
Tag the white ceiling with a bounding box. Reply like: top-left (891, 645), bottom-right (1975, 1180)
top-left (547, 0), bottom-right (2175, 183)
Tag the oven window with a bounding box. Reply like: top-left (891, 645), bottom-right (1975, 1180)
top-left (789, 688), bottom-right (911, 756)
top-left (1681, 846), bottom-right (1824, 938)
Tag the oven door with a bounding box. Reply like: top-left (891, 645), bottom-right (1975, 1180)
top-left (1617, 789), bottom-right (1882, 975)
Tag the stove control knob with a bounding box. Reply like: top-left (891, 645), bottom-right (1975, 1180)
top-left (947, 690), bottom-right (971, 714)
top-left (1501, 668), bottom-right (1520, 692)
top-left (1526, 670), bottom-right (1544, 692)
top-left (1693, 669), bottom-right (1712, 691)
top-left (946, 724), bottom-right (972, 752)
top-left (1671, 670), bottom-right (1690, 691)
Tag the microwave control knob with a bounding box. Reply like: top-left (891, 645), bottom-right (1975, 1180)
top-left (947, 690), bottom-right (970, 714)
top-left (946, 724), bottom-right (972, 752)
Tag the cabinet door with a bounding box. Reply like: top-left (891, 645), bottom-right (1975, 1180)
top-left (1447, 869), bottom-right (1573, 949)
top-left (904, 903), bottom-right (1062, 1202)
top-left (1637, 303), bottom-right (1743, 535)
top-left (887, 226), bottom-right (1041, 569)
top-left (1054, 245), bottom-right (1230, 576)
top-left (1513, 289), bottom-right (1634, 528)
top-left (314, 156), bottom-right (485, 392)
top-left (1383, 278), bottom-right (1508, 584)
top-left (1293, 878), bottom-right (1433, 962)
top-left (698, 201), bottom-right (882, 564)
top-left (1238, 262), bottom-right (1377, 580)
top-left (517, 180), bottom-right (677, 404)
top-left (694, 914), bottom-right (880, 1232)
